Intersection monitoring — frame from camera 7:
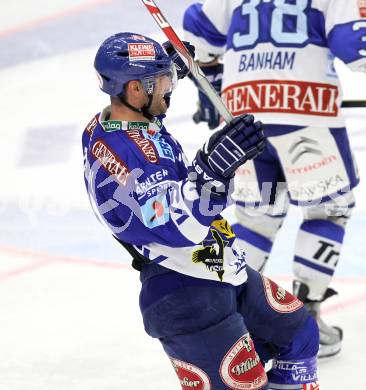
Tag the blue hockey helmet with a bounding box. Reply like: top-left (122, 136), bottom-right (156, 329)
top-left (94, 32), bottom-right (177, 97)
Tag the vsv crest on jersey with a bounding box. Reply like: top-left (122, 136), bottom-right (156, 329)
top-left (191, 219), bottom-right (242, 282)
top-left (192, 228), bottom-right (227, 281)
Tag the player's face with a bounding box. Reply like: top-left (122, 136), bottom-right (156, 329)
top-left (148, 74), bottom-right (174, 116)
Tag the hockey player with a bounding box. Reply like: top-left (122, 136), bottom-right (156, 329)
top-left (184, 0), bottom-right (364, 358)
top-left (82, 32), bottom-right (320, 389)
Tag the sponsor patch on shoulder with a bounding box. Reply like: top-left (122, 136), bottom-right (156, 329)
top-left (220, 334), bottom-right (267, 389)
top-left (144, 131), bottom-right (175, 161)
top-left (261, 275), bottom-right (303, 313)
top-left (125, 129), bottom-right (159, 163)
top-left (128, 43), bottom-right (155, 61)
top-left (91, 139), bottom-right (129, 185)
top-left (85, 115), bottom-right (98, 136)
top-left (170, 358), bottom-right (211, 390)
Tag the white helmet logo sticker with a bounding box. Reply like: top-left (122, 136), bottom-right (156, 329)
top-left (128, 43), bottom-right (156, 61)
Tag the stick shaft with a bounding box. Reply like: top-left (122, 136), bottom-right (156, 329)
top-left (341, 100), bottom-right (366, 108)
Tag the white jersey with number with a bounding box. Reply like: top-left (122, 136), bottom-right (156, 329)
top-left (184, 0), bottom-right (366, 128)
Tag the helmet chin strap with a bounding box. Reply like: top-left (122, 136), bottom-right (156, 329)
top-left (118, 93), bottom-right (154, 121)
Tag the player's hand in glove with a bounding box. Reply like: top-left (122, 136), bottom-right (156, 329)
top-left (190, 63), bottom-right (223, 130)
top-left (162, 41), bottom-right (195, 80)
top-left (188, 114), bottom-right (265, 199)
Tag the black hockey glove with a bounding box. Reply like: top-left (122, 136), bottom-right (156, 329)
top-left (190, 63), bottom-right (223, 130)
top-left (162, 41), bottom-right (195, 80)
top-left (188, 114), bottom-right (265, 199)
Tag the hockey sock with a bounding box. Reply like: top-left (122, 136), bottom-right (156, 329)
top-left (293, 219), bottom-right (345, 300)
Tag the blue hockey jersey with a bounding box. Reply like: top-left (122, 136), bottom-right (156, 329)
top-left (184, 0), bottom-right (366, 128)
top-left (82, 106), bottom-right (248, 285)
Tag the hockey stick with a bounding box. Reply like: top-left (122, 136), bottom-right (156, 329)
top-left (141, 0), bottom-right (233, 124)
top-left (341, 100), bottom-right (366, 108)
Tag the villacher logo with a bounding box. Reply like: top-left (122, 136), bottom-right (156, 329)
top-left (220, 334), bottom-right (267, 389)
top-left (261, 276), bottom-right (303, 313)
top-left (170, 358), bottom-right (211, 390)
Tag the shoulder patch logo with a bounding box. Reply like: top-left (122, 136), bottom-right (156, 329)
top-left (220, 334), bottom-right (267, 389)
top-left (170, 358), bottom-right (211, 390)
top-left (144, 131), bottom-right (175, 162)
top-left (261, 275), bottom-right (303, 313)
top-left (91, 139), bottom-right (129, 185)
top-left (85, 115), bottom-right (98, 136)
top-left (126, 129), bottom-right (159, 164)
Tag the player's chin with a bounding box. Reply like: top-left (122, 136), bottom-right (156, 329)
top-left (152, 98), bottom-right (168, 116)
top-left (161, 103), bottom-right (168, 114)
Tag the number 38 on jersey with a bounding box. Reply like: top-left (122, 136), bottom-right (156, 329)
top-left (231, 0), bottom-right (309, 49)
